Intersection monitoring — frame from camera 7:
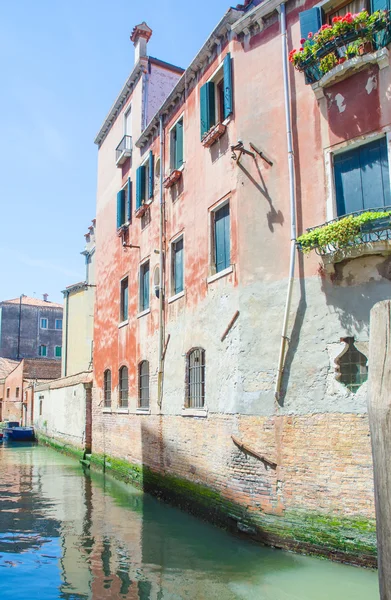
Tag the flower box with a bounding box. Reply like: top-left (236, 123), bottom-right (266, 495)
top-left (201, 123), bottom-right (227, 148)
top-left (163, 169), bottom-right (182, 189)
top-left (135, 204), bottom-right (148, 218)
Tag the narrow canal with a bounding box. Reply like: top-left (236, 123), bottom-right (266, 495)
top-left (0, 443), bottom-right (379, 600)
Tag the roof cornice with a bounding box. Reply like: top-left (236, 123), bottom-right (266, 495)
top-left (136, 8), bottom-right (243, 149)
top-left (94, 57), bottom-right (149, 147)
top-left (231, 0), bottom-right (284, 34)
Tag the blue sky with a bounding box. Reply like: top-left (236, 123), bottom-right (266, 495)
top-left (0, 0), bottom-right (234, 304)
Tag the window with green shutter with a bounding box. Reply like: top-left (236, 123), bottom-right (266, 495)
top-left (55, 346), bottom-right (62, 358)
top-left (139, 261), bottom-right (150, 312)
top-left (136, 165), bottom-right (146, 210)
top-left (120, 277), bottom-right (129, 322)
top-left (170, 118), bottom-right (184, 171)
top-left (172, 236), bottom-right (184, 295)
top-left (117, 189), bottom-right (126, 228)
top-left (200, 53), bottom-right (233, 139)
top-left (214, 203), bottom-right (230, 273)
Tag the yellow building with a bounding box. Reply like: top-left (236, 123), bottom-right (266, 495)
top-left (62, 221), bottom-right (95, 377)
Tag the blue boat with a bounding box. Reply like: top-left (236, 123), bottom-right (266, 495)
top-left (3, 424), bottom-right (35, 442)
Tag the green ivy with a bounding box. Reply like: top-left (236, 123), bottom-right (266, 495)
top-left (297, 211), bottom-right (391, 253)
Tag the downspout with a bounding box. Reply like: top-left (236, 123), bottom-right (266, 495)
top-left (157, 115), bottom-right (165, 408)
top-left (63, 291), bottom-right (69, 377)
top-left (274, 1), bottom-right (297, 401)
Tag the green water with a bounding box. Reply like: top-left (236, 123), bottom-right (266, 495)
top-left (0, 443), bottom-right (379, 599)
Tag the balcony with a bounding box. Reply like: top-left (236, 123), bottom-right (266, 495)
top-left (115, 135), bottom-right (132, 167)
top-left (290, 10), bottom-right (391, 88)
top-left (297, 207), bottom-right (391, 272)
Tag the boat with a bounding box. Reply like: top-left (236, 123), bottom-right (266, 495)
top-left (3, 423), bottom-right (35, 442)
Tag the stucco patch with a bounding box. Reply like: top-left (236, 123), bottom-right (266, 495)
top-left (335, 93), bottom-right (346, 113)
top-left (365, 75), bottom-right (377, 95)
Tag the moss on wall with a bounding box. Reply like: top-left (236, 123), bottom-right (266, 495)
top-left (38, 436), bottom-right (377, 567)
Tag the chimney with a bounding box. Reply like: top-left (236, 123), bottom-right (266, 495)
top-left (130, 22), bottom-right (152, 64)
top-left (43, 293), bottom-right (49, 302)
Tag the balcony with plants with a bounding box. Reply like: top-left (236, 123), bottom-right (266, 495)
top-left (297, 208), bottom-right (391, 270)
top-left (289, 10), bottom-right (391, 86)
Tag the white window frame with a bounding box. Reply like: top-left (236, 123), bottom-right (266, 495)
top-left (55, 319), bottom-right (62, 330)
top-left (138, 257), bottom-right (151, 315)
top-left (169, 113), bottom-right (185, 172)
top-left (324, 129), bottom-right (391, 222)
top-left (123, 103), bottom-right (132, 137)
top-left (120, 179), bottom-right (131, 226)
top-left (140, 153), bottom-right (152, 205)
top-left (119, 275), bottom-right (129, 325)
top-left (40, 318), bottom-right (48, 329)
top-left (170, 233), bottom-right (185, 299)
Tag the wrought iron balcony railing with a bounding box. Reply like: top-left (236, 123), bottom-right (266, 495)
top-left (115, 135), bottom-right (132, 166)
top-left (298, 206), bottom-right (391, 257)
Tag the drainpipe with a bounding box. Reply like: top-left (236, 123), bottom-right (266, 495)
top-left (63, 291), bottom-right (69, 377)
top-left (157, 115), bottom-right (165, 408)
top-left (274, 1), bottom-right (297, 401)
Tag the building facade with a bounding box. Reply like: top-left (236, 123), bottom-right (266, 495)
top-left (91, 2), bottom-right (391, 564)
top-left (0, 296), bottom-right (63, 361)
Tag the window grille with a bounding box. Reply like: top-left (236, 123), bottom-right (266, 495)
top-left (104, 369), bottom-right (112, 408)
top-left (186, 348), bottom-right (205, 408)
top-left (336, 338), bottom-right (368, 393)
top-left (119, 366), bottom-right (128, 408)
top-left (139, 361), bottom-right (150, 408)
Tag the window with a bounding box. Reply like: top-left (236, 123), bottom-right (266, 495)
top-left (104, 369), bottom-right (112, 408)
top-left (136, 151), bottom-right (154, 211)
top-left (336, 338), bottom-right (368, 393)
top-left (327, 0), bottom-right (367, 22)
top-left (172, 236), bottom-right (184, 295)
top-left (124, 106), bottom-right (132, 137)
top-left (300, 1), bottom-right (380, 42)
top-left (40, 318), bottom-right (48, 329)
top-left (55, 346), bottom-right (62, 358)
top-left (119, 366), bottom-right (128, 408)
top-left (186, 348), bottom-right (205, 408)
top-left (39, 396), bottom-right (43, 416)
top-left (139, 361), bottom-right (150, 408)
top-left (120, 277), bottom-right (129, 322)
top-left (200, 53), bottom-right (233, 139)
top-left (55, 319), bottom-right (62, 330)
top-left (16, 387), bottom-right (19, 399)
top-left (117, 178), bottom-right (132, 228)
top-left (213, 203), bottom-right (231, 273)
top-left (39, 345), bottom-right (47, 357)
top-left (170, 118), bottom-right (184, 171)
top-left (139, 261), bottom-right (150, 312)
top-left (333, 137), bottom-right (391, 217)
top-left (6, 388), bottom-right (10, 398)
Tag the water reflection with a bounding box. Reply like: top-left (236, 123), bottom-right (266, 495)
top-left (0, 444), bottom-right (379, 600)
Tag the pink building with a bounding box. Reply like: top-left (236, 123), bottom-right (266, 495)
top-left (91, 3), bottom-right (391, 564)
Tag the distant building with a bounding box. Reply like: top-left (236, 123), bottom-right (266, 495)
top-left (0, 295), bottom-right (63, 361)
top-left (0, 357), bottom-right (61, 424)
top-left (61, 220), bottom-right (96, 377)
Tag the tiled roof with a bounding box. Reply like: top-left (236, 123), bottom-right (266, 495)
top-left (23, 359), bottom-right (62, 380)
top-left (2, 296), bottom-right (63, 309)
top-left (0, 358), bottom-right (20, 379)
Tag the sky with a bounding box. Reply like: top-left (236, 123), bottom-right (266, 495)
top-left (0, 0), bottom-right (234, 304)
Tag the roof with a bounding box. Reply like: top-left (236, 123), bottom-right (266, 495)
top-left (1, 296), bottom-right (63, 309)
top-left (0, 358), bottom-right (20, 379)
top-left (23, 359), bottom-right (62, 381)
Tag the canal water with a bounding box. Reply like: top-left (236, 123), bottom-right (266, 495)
top-left (0, 443), bottom-right (379, 600)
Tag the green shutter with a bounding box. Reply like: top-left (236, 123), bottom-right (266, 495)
top-left (148, 151), bottom-right (154, 198)
top-left (136, 166), bottom-right (146, 210)
top-left (299, 8), bottom-right (322, 41)
top-left (370, 0), bottom-right (389, 11)
top-left (175, 120), bottom-right (184, 169)
top-left (200, 82), bottom-right (215, 139)
top-left (174, 238), bottom-right (184, 294)
top-left (127, 178), bottom-right (132, 222)
top-left (117, 189), bottom-right (125, 228)
top-left (215, 204), bottom-right (230, 273)
top-left (223, 53), bottom-right (233, 119)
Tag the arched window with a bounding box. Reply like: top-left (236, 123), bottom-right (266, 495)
top-left (119, 366), bottom-right (128, 408)
top-left (104, 370), bottom-right (111, 407)
top-left (336, 337), bottom-right (368, 393)
top-left (186, 348), bottom-right (205, 408)
top-left (139, 361), bottom-right (150, 408)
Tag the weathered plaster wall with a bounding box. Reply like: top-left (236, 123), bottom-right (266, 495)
top-left (34, 376), bottom-right (90, 449)
top-left (63, 288), bottom-right (94, 376)
top-left (2, 360), bottom-right (24, 422)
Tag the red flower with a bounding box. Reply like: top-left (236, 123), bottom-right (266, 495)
top-left (300, 37), bottom-right (306, 44)
top-left (338, 57), bottom-right (347, 64)
top-left (308, 32), bottom-right (313, 38)
top-left (299, 47), bottom-right (304, 51)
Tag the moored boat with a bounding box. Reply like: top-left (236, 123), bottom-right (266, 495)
top-left (3, 425), bottom-right (35, 442)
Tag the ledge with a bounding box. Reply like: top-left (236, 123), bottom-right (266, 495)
top-left (312, 47), bottom-right (389, 99)
top-left (163, 169), bottom-right (182, 189)
top-left (137, 308), bottom-right (151, 319)
top-left (207, 265), bottom-right (234, 284)
top-left (118, 319), bottom-right (129, 329)
top-left (136, 408), bottom-right (151, 415)
top-left (102, 408), bottom-right (112, 413)
top-left (115, 408), bottom-right (129, 414)
top-left (168, 290), bottom-right (185, 304)
top-left (181, 408), bottom-right (208, 418)
top-left (202, 123), bottom-right (226, 148)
